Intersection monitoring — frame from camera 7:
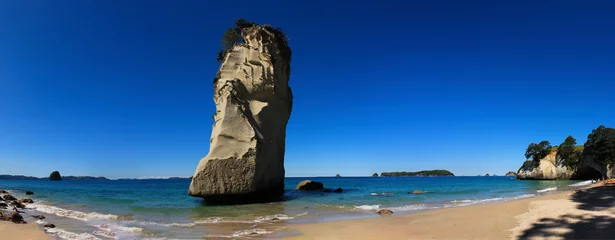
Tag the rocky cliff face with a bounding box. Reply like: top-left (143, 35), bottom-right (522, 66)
top-left (188, 24), bottom-right (292, 203)
top-left (571, 149), bottom-right (613, 180)
top-left (517, 150), bottom-right (573, 180)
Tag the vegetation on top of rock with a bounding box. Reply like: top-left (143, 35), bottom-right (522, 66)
top-left (216, 19), bottom-right (289, 63)
top-left (505, 171), bottom-right (517, 176)
top-left (525, 140), bottom-right (552, 162)
top-left (557, 136), bottom-right (583, 169)
top-left (380, 170), bottom-right (454, 177)
top-left (584, 125), bottom-right (615, 167)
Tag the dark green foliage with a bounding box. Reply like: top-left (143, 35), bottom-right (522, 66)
top-left (584, 125), bottom-right (615, 167)
top-left (525, 140), bottom-right (552, 162)
top-left (557, 136), bottom-right (582, 169)
top-left (381, 170), bottom-right (454, 177)
top-left (521, 160), bottom-right (536, 169)
top-left (234, 19), bottom-right (256, 30)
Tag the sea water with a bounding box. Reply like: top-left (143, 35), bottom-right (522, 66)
top-left (0, 177), bottom-right (589, 239)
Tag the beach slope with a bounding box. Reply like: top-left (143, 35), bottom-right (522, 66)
top-left (286, 184), bottom-right (615, 240)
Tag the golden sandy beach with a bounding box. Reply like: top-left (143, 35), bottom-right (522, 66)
top-left (286, 184), bottom-right (615, 240)
top-left (0, 221), bottom-right (50, 240)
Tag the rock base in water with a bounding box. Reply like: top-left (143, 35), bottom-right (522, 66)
top-left (201, 186), bottom-right (285, 205)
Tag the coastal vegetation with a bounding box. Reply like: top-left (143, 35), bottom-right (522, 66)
top-left (381, 170), bottom-right (454, 177)
top-left (525, 140), bottom-right (553, 162)
top-left (584, 125), bottom-right (615, 167)
top-left (518, 125), bottom-right (615, 180)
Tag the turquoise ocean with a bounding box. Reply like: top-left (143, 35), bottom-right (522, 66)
top-left (0, 177), bottom-right (592, 239)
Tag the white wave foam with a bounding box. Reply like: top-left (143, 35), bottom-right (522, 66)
top-left (370, 192), bottom-right (395, 196)
top-left (136, 221), bottom-right (196, 228)
top-left (388, 204), bottom-right (433, 211)
top-left (46, 228), bottom-right (102, 240)
top-left (569, 180), bottom-right (592, 187)
top-left (537, 187), bottom-right (557, 193)
top-left (354, 205), bottom-right (380, 210)
top-left (29, 203), bottom-right (121, 221)
top-left (232, 228), bottom-right (273, 237)
top-left (512, 194), bottom-right (536, 200)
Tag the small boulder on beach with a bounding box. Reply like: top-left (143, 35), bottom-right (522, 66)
top-left (377, 209), bottom-right (394, 216)
top-left (0, 202), bottom-right (7, 208)
top-left (44, 223), bottom-right (56, 228)
top-left (10, 201), bottom-right (25, 209)
top-left (32, 215), bottom-right (45, 219)
top-left (0, 190), bottom-right (8, 194)
top-left (19, 198), bottom-right (34, 204)
top-left (25, 191), bottom-right (34, 195)
top-left (7, 212), bottom-right (26, 224)
top-left (3, 194), bottom-right (16, 201)
top-left (296, 180), bottom-right (324, 191)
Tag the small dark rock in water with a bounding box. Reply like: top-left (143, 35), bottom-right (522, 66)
top-left (250, 232), bottom-right (258, 235)
top-left (377, 209), bottom-right (394, 216)
top-left (0, 190), bottom-right (8, 194)
top-left (19, 198), bottom-right (34, 204)
top-left (44, 223), bottom-right (56, 228)
top-left (0, 202), bottom-right (7, 208)
top-left (10, 201), bottom-right (25, 209)
top-left (271, 217), bottom-right (280, 221)
top-left (296, 180), bottom-right (324, 191)
top-left (32, 215), bottom-right (45, 220)
top-left (7, 212), bottom-right (26, 224)
top-left (3, 194), bottom-right (16, 201)
top-left (25, 191), bottom-right (34, 195)
top-left (335, 174), bottom-right (341, 177)
top-left (333, 187), bottom-right (343, 193)
top-left (50, 171), bottom-right (62, 180)
top-left (323, 189), bottom-right (332, 193)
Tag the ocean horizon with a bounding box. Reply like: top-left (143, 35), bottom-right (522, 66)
top-left (1, 176), bottom-right (591, 239)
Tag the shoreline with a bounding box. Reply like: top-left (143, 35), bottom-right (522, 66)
top-left (281, 183), bottom-right (613, 239)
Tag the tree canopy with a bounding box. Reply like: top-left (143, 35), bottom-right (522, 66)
top-left (557, 136), bottom-right (582, 168)
top-left (216, 19), bottom-right (258, 62)
top-left (584, 125), bottom-right (615, 167)
top-left (525, 140), bottom-right (552, 162)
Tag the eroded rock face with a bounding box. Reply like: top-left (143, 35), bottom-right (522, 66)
top-left (571, 151), bottom-right (612, 180)
top-left (517, 150), bottom-right (573, 180)
top-left (189, 24), bottom-right (292, 203)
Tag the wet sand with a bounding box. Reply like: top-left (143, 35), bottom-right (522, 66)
top-left (284, 183), bottom-right (615, 240)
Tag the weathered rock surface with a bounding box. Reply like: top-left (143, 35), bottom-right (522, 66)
top-left (6, 212), bottom-right (26, 224)
top-left (517, 150), bottom-right (573, 180)
top-left (19, 198), bottom-right (33, 204)
top-left (2, 194), bottom-right (16, 201)
top-left (296, 180), bottom-right (324, 190)
top-left (571, 150), bottom-right (613, 180)
top-left (50, 171), bottom-right (62, 180)
top-left (505, 171), bottom-right (517, 177)
top-left (189, 23), bottom-right (292, 203)
top-left (0, 202), bottom-right (7, 208)
top-left (377, 209), bottom-right (393, 216)
top-left (10, 201), bottom-right (25, 209)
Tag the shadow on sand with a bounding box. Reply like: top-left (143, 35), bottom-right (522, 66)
top-left (518, 185), bottom-right (615, 239)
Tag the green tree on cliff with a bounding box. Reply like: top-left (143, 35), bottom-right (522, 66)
top-left (556, 136), bottom-right (581, 168)
top-left (525, 140), bottom-right (552, 162)
top-left (584, 125), bottom-right (615, 167)
top-left (217, 19), bottom-right (258, 62)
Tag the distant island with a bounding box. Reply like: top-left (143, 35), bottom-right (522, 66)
top-left (380, 170), bottom-right (454, 177)
top-left (0, 174), bottom-right (108, 180)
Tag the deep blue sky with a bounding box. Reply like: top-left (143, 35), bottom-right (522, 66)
top-left (1, 0), bottom-right (614, 178)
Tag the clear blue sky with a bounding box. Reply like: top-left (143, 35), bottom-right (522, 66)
top-left (1, 0), bottom-right (614, 178)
